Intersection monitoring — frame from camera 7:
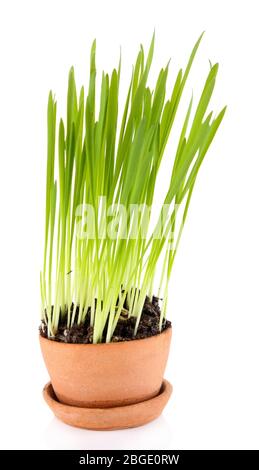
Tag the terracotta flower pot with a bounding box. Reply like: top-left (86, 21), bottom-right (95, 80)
top-left (40, 327), bottom-right (172, 429)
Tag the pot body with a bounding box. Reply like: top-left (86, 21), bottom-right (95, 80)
top-left (39, 327), bottom-right (172, 408)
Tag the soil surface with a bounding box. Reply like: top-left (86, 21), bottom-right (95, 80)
top-left (39, 296), bottom-right (171, 343)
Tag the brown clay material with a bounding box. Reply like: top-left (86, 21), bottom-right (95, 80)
top-left (43, 379), bottom-right (172, 430)
top-left (40, 327), bottom-right (172, 408)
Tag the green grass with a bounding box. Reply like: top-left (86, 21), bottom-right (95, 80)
top-left (41, 34), bottom-right (226, 342)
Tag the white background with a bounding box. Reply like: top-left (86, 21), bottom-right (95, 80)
top-left (0, 0), bottom-right (259, 450)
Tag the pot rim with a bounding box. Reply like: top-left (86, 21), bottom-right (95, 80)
top-left (39, 325), bottom-right (172, 349)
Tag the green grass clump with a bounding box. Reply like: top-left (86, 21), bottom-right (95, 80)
top-left (41, 34), bottom-right (226, 343)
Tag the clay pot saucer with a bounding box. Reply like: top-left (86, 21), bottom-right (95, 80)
top-left (43, 379), bottom-right (172, 430)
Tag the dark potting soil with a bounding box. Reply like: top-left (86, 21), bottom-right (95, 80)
top-left (39, 296), bottom-right (171, 344)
